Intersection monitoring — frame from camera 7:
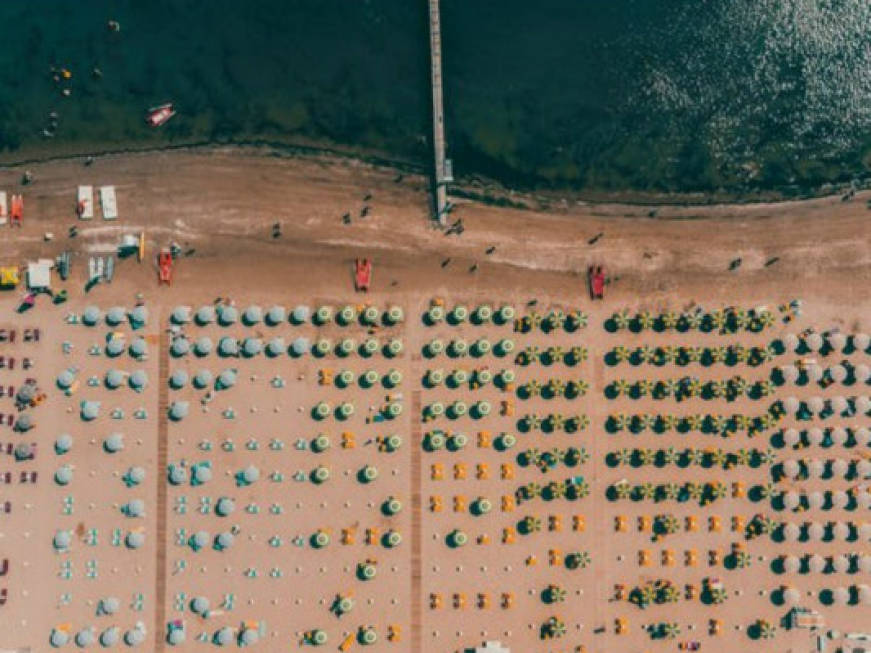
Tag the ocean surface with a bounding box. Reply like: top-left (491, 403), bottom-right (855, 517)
top-left (2, 0), bottom-right (871, 195)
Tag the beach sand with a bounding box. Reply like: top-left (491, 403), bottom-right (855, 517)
top-left (0, 147), bottom-right (869, 652)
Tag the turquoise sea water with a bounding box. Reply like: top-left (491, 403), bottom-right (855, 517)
top-left (2, 0), bottom-right (871, 195)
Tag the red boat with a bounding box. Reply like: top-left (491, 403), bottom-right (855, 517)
top-left (146, 103), bottom-right (176, 127)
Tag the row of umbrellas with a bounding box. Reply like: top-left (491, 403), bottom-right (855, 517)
top-left (778, 362), bottom-right (871, 385)
top-left (53, 528), bottom-right (144, 550)
top-left (105, 337), bottom-right (148, 359)
top-left (424, 337), bottom-right (515, 358)
top-left (51, 625), bottom-right (147, 648)
top-left (171, 335), bottom-right (402, 359)
top-left (169, 368), bottom-right (236, 391)
top-left (781, 332), bottom-right (870, 355)
top-left (780, 395), bottom-right (871, 416)
top-left (177, 303), bottom-right (403, 327)
top-left (59, 370), bottom-right (149, 392)
top-left (780, 520), bottom-right (871, 542)
top-left (780, 585), bottom-right (871, 606)
top-left (82, 305), bottom-right (148, 329)
top-left (780, 554), bottom-right (871, 574)
top-left (781, 426), bottom-right (871, 447)
top-left (779, 489), bottom-right (871, 510)
top-left (425, 303), bottom-right (517, 325)
top-left (166, 623), bottom-right (260, 646)
top-left (780, 457), bottom-right (871, 480)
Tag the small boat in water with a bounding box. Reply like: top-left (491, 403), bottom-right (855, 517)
top-left (146, 103), bottom-right (176, 127)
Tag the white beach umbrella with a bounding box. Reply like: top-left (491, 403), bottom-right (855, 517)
top-left (782, 333), bottom-right (800, 352)
top-left (167, 465), bottom-right (187, 485)
top-left (831, 458), bottom-right (849, 478)
top-left (193, 369), bottom-right (213, 389)
top-left (171, 306), bottom-right (191, 324)
top-left (807, 396), bottom-right (825, 415)
top-left (50, 629), bottom-right (70, 647)
top-left (130, 338), bottom-right (148, 359)
top-left (831, 586), bottom-right (849, 604)
top-left (75, 629), bottom-right (95, 647)
top-left (214, 628), bottom-right (233, 646)
top-left (105, 369), bottom-right (124, 389)
top-left (782, 397), bottom-right (800, 415)
top-left (854, 333), bottom-right (871, 352)
top-left (105, 338), bottom-right (125, 357)
top-left (829, 365), bottom-right (848, 384)
top-left (104, 433), bottom-right (124, 453)
top-left (192, 465), bottom-right (212, 485)
top-left (831, 396), bottom-right (848, 415)
top-left (167, 628), bottom-right (185, 645)
top-left (807, 491), bottom-right (824, 510)
top-left (856, 396), bottom-right (871, 415)
top-left (266, 337), bottom-right (285, 357)
top-left (128, 370), bottom-right (148, 391)
top-left (55, 465), bottom-right (73, 485)
top-left (124, 627), bottom-right (145, 646)
top-left (854, 364), bottom-right (871, 383)
top-left (782, 555), bottom-right (801, 573)
top-left (807, 428), bottom-right (825, 446)
top-left (190, 596), bottom-right (210, 615)
top-left (783, 428), bottom-right (800, 447)
top-left (215, 497), bottom-right (235, 517)
top-left (830, 490), bottom-right (849, 509)
top-left (242, 338), bottom-right (262, 357)
top-left (168, 402), bottom-right (189, 421)
top-left (830, 427), bottom-right (848, 446)
top-left (215, 531), bottom-right (234, 550)
top-left (855, 427), bottom-right (871, 446)
top-left (783, 491), bottom-right (801, 511)
top-left (195, 305), bottom-right (215, 325)
top-left (860, 523), bottom-right (871, 541)
top-left (806, 333), bottom-right (823, 352)
top-left (783, 587), bottom-right (801, 605)
top-left (828, 333), bottom-right (847, 353)
top-left (858, 584), bottom-right (871, 605)
top-left (125, 499), bottom-right (145, 518)
top-left (191, 531), bottom-right (210, 550)
top-left (55, 433), bottom-right (73, 454)
top-left (53, 529), bottom-right (72, 550)
top-left (856, 459), bottom-right (871, 479)
top-left (216, 370), bottom-right (237, 389)
top-left (807, 521), bottom-right (825, 541)
top-left (831, 521), bottom-right (849, 541)
top-left (170, 337), bottom-right (190, 357)
top-left (106, 306), bottom-right (126, 326)
top-left (242, 305), bottom-right (262, 325)
top-left (129, 305), bottom-right (148, 328)
top-left (217, 337), bottom-right (237, 357)
top-left (781, 365), bottom-right (800, 384)
top-left (858, 491), bottom-right (871, 509)
top-left (83, 305), bottom-right (102, 326)
top-left (807, 364), bottom-right (824, 383)
top-left (57, 369), bottom-right (75, 389)
top-left (832, 555), bottom-right (850, 574)
top-left (807, 458), bottom-right (825, 479)
top-left (239, 465), bottom-right (259, 484)
top-left (169, 369), bottom-right (188, 389)
top-left (807, 553), bottom-right (826, 573)
top-left (783, 522), bottom-right (801, 542)
top-left (291, 337), bottom-right (310, 356)
top-left (125, 531), bottom-right (144, 549)
top-left (100, 626), bottom-right (120, 647)
top-left (782, 459), bottom-right (801, 479)
top-left (100, 597), bottom-right (120, 615)
top-left (239, 628), bottom-right (258, 645)
top-left (291, 305), bottom-right (310, 324)
top-left (859, 555), bottom-right (871, 573)
top-left (266, 305), bottom-right (286, 326)
top-left (217, 305), bottom-right (237, 325)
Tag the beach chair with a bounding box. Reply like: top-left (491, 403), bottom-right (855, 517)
top-left (502, 527), bottom-right (515, 544)
top-left (477, 593), bottom-right (490, 609)
top-left (685, 515), bottom-right (698, 532)
top-left (429, 495), bottom-right (443, 512)
top-left (339, 634), bottom-right (354, 651)
top-left (500, 463), bottom-right (514, 480)
top-left (341, 528), bottom-right (356, 545)
top-left (452, 592), bottom-right (466, 609)
top-left (387, 624), bottom-right (401, 642)
top-left (638, 550), bottom-right (652, 567)
top-left (453, 495), bottom-right (467, 512)
top-left (548, 515), bottom-right (562, 532)
top-left (453, 463), bottom-right (466, 480)
top-left (637, 515), bottom-right (652, 532)
top-left (573, 514), bottom-right (585, 532)
top-left (500, 399), bottom-right (514, 415)
top-left (429, 593), bottom-right (442, 609)
top-left (99, 185), bottom-right (118, 220)
top-left (430, 464), bottom-right (443, 481)
top-left (476, 463), bottom-right (489, 480)
top-left (685, 583), bottom-right (698, 600)
top-left (476, 533), bottom-right (490, 545)
top-left (662, 549), bottom-right (675, 566)
top-left (0, 190), bottom-right (6, 225)
top-left (708, 515), bottom-right (722, 532)
top-left (500, 495), bottom-right (515, 512)
top-left (615, 617), bottom-right (628, 635)
top-left (77, 186), bottom-right (94, 219)
top-left (477, 431), bottom-right (491, 448)
top-left (731, 515), bottom-right (745, 532)
top-left (548, 548), bottom-right (562, 566)
top-left (615, 515), bottom-right (628, 532)
top-left (365, 528), bottom-right (379, 545)
top-left (709, 619), bottom-right (722, 636)
top-left (341, 432), bottom-right (356, 449)
top-left (685, 549), bottom-right (698, 566)
top-left (708, 549), bottom-right (722, 566)
top-left (613, 584), bottom-right (627, 601)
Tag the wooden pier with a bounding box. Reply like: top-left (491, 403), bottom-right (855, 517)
top-left (428, 0), bottom-right (450, 225)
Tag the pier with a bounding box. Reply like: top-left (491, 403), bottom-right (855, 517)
top-left (428, 0), bottom-right (450, 225)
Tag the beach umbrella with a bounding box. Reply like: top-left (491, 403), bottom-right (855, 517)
top-left (192, 465), bottom-right (212, 485)
top-left (55, 465), bottom-right (73, 485)
top-left (105, 369), bottom-right (124, 389)
top-left (216, 369), bottom-right (237, 389)
top-left (13, 413), bottom-right (32, 432)
top-left (807, 428), bottom-right (824, 446)
top-left (239, 629), bottom-right (258, 645)
top-left (242, 338), bottom-right (262, 357)
top-left (171, 306), bottom-right (191, 324)
top-left (807, 521), bottom-right (825, 541)
top-left (312, 466), bottom-right (330, 484)
top-left (218, 337), bottom-right (238, 357)
top-left (831, 586), bottom-right (849, 604)
top-left (855, 333), bottom-right (871, 352)
top-left (100, 627), bottom-right (120, 647)
top-left (386, 338), bottom-right (403, 356)
top-left (831, 490), bottom-right (849, 509)
top-left (356, 305), bottom-right (378, 326)
top-left (782, 459), bottom-right (801, 479)
top-left (858, 556), bottom-right (871, 575)
top-left (242, 305), bottom-right (262, 325)
top-left (54, 529), bottom-right (72, 550)
top-left (780, 365), bottom-right (799, 384)
top-left (190, 596), bottom-right (210, 615)
top-left (215, 531), bottom-right (234, 550)
top-left (361, 337), bottom-right (379, 357)
top-left (125, 499), bottom-right (145, 518)
top-left (266, 305), bottom-right (285, 326)
top-left (83, 305), bottom-right (102, 326)
top-left (338, 305), bottom-right (357, 325)
top-left (358, 628), bottom-right (377, 645)
top-left (81, 400), bottom-right (100, 421)
top-left (55, 433), bottom-right (73, 454)
top-left (214, 628), bottom-right (234, 646)
top-left (782, 397), bottom-right (800, 415)
top-left (828, 332), bottom-right (847, 352)
top-left (14, 443), bottom-right (33, 461)
top-left (856, 460), bottom-right (871, 478)
top-left (783, 491), bottom-right (800, 510)
top-left (105, 338), bottom-right (125, 357)
top-left (858, 523), bottom-right (871, 541)
top-left (427, 305), bottom-right (445, 324)
top-left (858, 492), bottom-right (871, 509)
top-left (104, 433), bottom-right (124, 453)
top-left (122, 467), bottom-right (143, 488)
top-left (385, 305), bottom-right (404, 324)
top-left (50, 629), bottom-right (70, 647)
top-left (807, 396), bottom-right (825, 415)
top-left (191, 531), bottom-right (210, 551)
top-left (128, 370), bottom-right (148, 391)
top-left (167, 628), bottom-right (185, 645)
top-left (16, 383), bottom-right (35, 404)
top-left (168, 465), bottom-right (187, 485)
top-left (291, 337), bottom-right (309, 356)
top-left (781, 522), bottom-right (799, 542)
top-left (856, 427), bottom-right (871, 445)
top-left (130, 338), bottom-right (148, 359)
top-left (57, 369), bottom-right (75, 389)
top-left (831, 396), bottom-right (848, 415)
top-left (75, 629), bottom-right (95, 647)
top-left (267, 338), bottom-right (285, 357)
top-left (831, 458), bottom-right (849, 478)
top-left (831, 521), bottom-right (849, 541)
top-left (783, 587), bottom-right (801, 605)
top-left (99, 596), bottom-right (120, 615)
top-left (291, 305), bottom-right (310, 324)
top-left (856, 396), bottom-right (871, 415)
top-left (858, 584), bottom-right (871, 605)
top-left (196, 305), bottom-right (216, 325)
top-left (854, 364), bottom-right (870, 383)
top-left (193, 369), bottom-right (213, 389)
top-left (830, 427), bottom-right (848, 446)
top-left (217, 305), bottom-right (237, 325)
top-left (215, 497), bottom-right (235, 516)
top-left (170, 338), bottom-right (190, 357)
top-left (832, 554), bottom-right (850, 573)
top-left (806, 333), bottom-right (823, 351)
top-left (783, 333), bottom-right (800, 352)
top-left (239, 465), bottom-right (259, 484)
top-left (125, 531), bottom-right (144, 549)
top-left (129, 305), bottom-right (148, 328)
top-left (309, 629), bottom-right (328, 646)
top-left (782, 555), bottom-right (800, 573)
top-left (312, 434), bottom-right (330, 452)
top-left (451, 305), bottom-right (469, 323)
top-left (168, 402), bottom-right (189, 420)
top-left (314, 305), bottom-right (333, 325)
top-left (783, 428), bottom-right (800, 447)
top-left (829, 365), bottom-right (848, 384)
top-left (124, 628), bottom-right (145, 646)
top-left (169, 369), bottom-right (188, 389)
top-left (808, 553), bottom-right (826, 573)
top-left (807, 491), bottom-right (824, 510)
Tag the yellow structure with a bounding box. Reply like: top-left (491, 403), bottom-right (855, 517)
top-left (0, 266), bottom-right (19, 288)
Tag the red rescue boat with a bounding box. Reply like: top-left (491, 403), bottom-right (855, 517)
top-left (146, 103), bottom-right (176, 128)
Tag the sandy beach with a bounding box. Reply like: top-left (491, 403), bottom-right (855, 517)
top-left (0, 147), bottom-right (869, 653)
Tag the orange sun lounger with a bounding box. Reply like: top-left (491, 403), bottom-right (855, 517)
top-left (355, 258), bottom-right (372, 292)
top-left (158, 250), bottom-right (173, 285)
top-left (10, 194), bottom-right (23, 227)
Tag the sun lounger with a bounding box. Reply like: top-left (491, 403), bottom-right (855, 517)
top-left (77, 185), bottom-right (94, 219)
top-left (9, 194), bottom-right (22, 226)
top-left (0, 191), bottom-right (6, 225)
top-left (99, 185), bottom-right (118, 220)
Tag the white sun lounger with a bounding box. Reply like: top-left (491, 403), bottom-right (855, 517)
top-left (77, 185), bottom-right (94, 220)
top-left (100, 185), bottom-right (118, 221)
top-left (0, 191), bottom-right (6, 225)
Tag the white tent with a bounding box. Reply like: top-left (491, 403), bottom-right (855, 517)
top-left (77, 185), bottom-right (94, 219)
top-left (99, 185), bottom-right (118, 220)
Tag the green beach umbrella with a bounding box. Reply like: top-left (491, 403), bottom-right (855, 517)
top-left (196, 305), bottom-right (215, 325)
top-left (449, 400), bottom-right (468, 418)
top-left (291, 305), bottom-right (311, 324)
top-left (385, 338), bottom-right (403, 357)
top-left (451, 305), bottom-right (469, 323)
top-left (361, 369), bottom-right (380, 387)
top-left (448, 529), bottom-right (468, 547)
top-left (497, 305), bottom-right (516, 323)
top-left (194, 336), bottom-right (214, 357)
top-left (497, 338), bottom-right (515, 356)
top-left (171, 306), bottom-right (191, 324)
top-left (360, 465), bottom-right (378, 483)
top-left (450, 339), bottom-right (469, 357)
top-left (426, 338), bottom-right (445, 357)
top-left (217, 305), bottom-right (237, 326)
top-left (315, 305), bottom-right (333, 325)
top-left (451, 369), bottom-right (469, 386)
top-left (475, 304), bottom-right (493, 323)
top-left (314, 338), bottom-right (332, 357)
top-left (362, 306), bottom-right (380, 325)
top-left (385, 369), bottom-right (402, 387)
top-left (360, 337), bottom-right (379, 357)
top-left (337, 401), bottom-right (354, 419)
top-left (428, 402), bottom-right (445, 419)
top-left (312, 530), bottom-right (330, 548)
top-left (427, 369), bottom-right (445, 386)
top-left (427, 305), bottom-right (445, 324)
top-left (312, 466), bottom-right (330, 483)
top-left (358, 562), bottom-right (377, 580)
top-left (384, 497), bottom-right (402, 515)
top-left (266, 305), bottom-right (286, 325)
top-left (242, 305), bottom-right (262, 325)
top-left (385, 306), bottom-right (404, 324)
top-left (338, 338), bottom-right (356, 356)
top-left (310, 630), bottom-right (328, 646)
top-left (312, 434), bottom-right (331, 452)
top-left (338, 305), bottom-right (357, 325)
top-left (385, 434), bottom-right (402, 451)
top-left (475, 369), bottom-right (493, 386)
top-left (359, 628), bottom-right (377, 645)
top-left (426, 431), bottom-right (446, 450)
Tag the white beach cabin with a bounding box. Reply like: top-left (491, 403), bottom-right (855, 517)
top-left (100, 185), bottom-right (118, 220)
top-left (0, 190), bottom-right (6, 225)
top-left (77, 185), bottom-right (94, 220)
top-left (26, 259), bottom-right (53, 291)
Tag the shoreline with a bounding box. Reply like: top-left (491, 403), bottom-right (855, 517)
top-left (1, 139), bottom-right (867, 212)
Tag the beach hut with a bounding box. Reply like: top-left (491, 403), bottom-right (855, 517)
top-left (55, 465), bottom-right (73, 485)
top-left (104, 433), bottom-right (124, 453)
top-left (126, 530), bottom-right (144, 549)
top-left (81, 400), bottom-right (101, 421)
top-left (83, 305), bottom-right (102, 326)
top-left (106, 306), bottom-right (126, 326)
top-left (168, 465), bottom-right (188, 486)
top-left (236, 465), bottom-right (259, 486)
top-left (239, 628), bottom-right (259, 646)
top-left (193, 370), bottom-right (213, 389)
top-left (75, 629), bottom-right (95, 647)
top-left (105, 338), bottom-right (125, 357)
top-left (170, 337), bottom-right (191, 358)
top-left (782, 555), bottom-right (800, 574)
top-left (214, 627), bottom-right (234, 646)
top-left (242, 305), bottom-right (262, 325)
top-left (169, 369), bottom-right (189, 390)
top-left (215, 497), bottom-right (235, 517)
top-left (218, 305), bottom-right (238, 326)
top-left (171, 306), bottom-right (191, 324)
top-left (55, 433), bottom-right (73, 455)
top-left (53, 529), bottom-right (72, 551)
top-left (291, 305), bottom-right (310, 324)
top-left (781, 397), bottom-right (800, 415)
top-left (266, 337), bottom-right (285, 357)
top-left (57, 369), bottom-right (75, 389)
top-left (266, 305), bottom-right (286, 326)
top-left (100, 626), bottom-right (120, 647)
top-left (130, 337), bottom-right (148, 359)
top-left (128, 305), bottom-right (148, 329)
top-left (218, 337), bottom-right (238, 357)
top-left (124, 627), bottom-right (146, 646)
top-left (105, 369), bottom-right (125, 389)
top-left (195, 305), bottom-right (216, 325)
top-left (808, 554), bottom-right (826, 573)
top-left (168, 402), bottom-right (189, 421)
top-left (128, 370), bottom-right (148, 392)
top-left (242, 338), bottom-right (262, 357)
top-left (214, 531), bottom-right (234, 551)
top-left (216, 369), bottom-right (237, 390)
top-left (50, 629), bottom-right (70, 647)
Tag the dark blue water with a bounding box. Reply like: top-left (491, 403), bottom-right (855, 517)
top-left (2, 0), bottom-right (871, 195)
